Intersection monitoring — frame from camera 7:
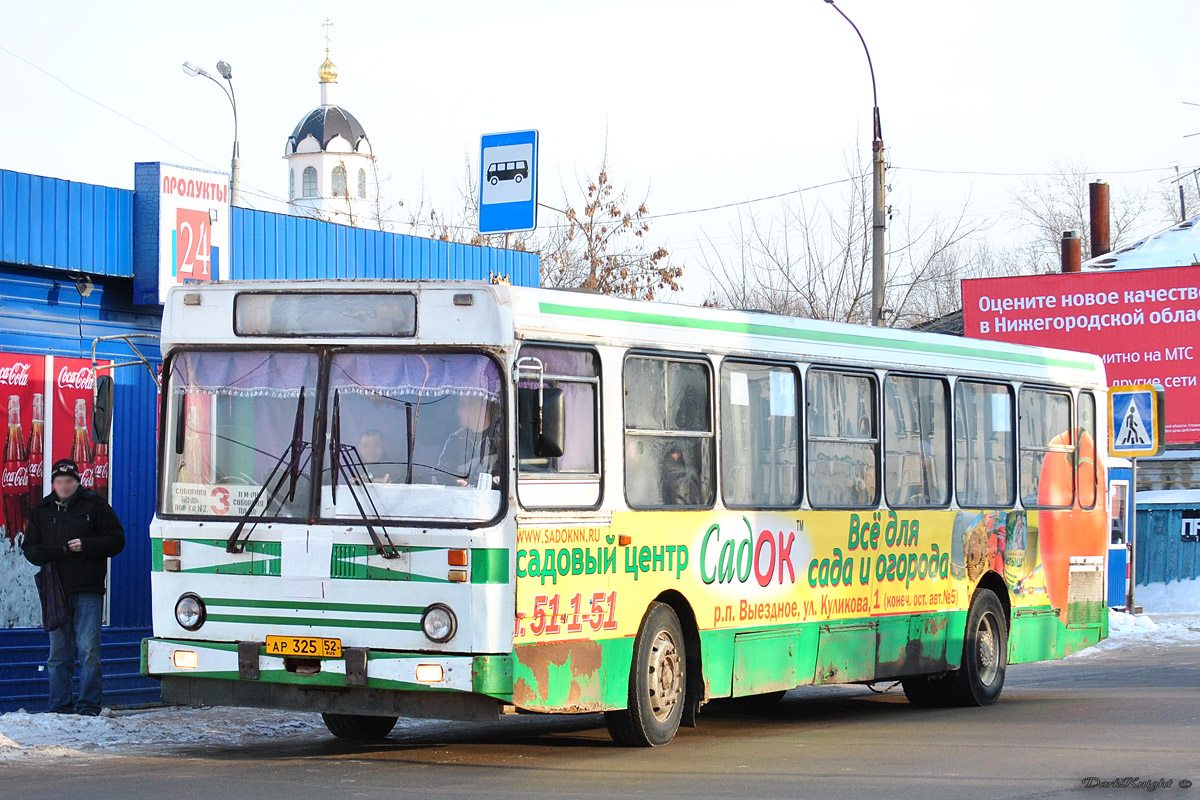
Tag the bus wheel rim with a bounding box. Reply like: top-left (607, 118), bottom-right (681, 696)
top-left (647, 629), bottom-right (682, 723)
top-left (976, 613), bottom-right (999, 686)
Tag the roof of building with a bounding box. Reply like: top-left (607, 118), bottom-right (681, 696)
top-left (287, 105), bottom-right (369, 153)
top-left (908, 308), bottom-right (964, 336)
top-left (1083, 214), bottom-right (1200, 271)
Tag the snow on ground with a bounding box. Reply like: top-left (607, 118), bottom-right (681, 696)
top-left (1069, 576), bottom-right (1200, 658)
top-left (1137, 576), bottom-right (1200, 613)
top-left (0, 706), bottom-right (327, 761)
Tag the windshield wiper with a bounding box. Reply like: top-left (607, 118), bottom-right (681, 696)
top-left (329, 389), bottom-right (401, 560)
top-left (226, 388), bottom-right (310, 554)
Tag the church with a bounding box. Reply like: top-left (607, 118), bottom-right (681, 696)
top-left (284, 21), bottom-right (377, 228)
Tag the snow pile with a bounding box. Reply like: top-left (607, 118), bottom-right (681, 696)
top-left (0, 706), bottom-right (326, 760)
top-left (1137, 576), bottom-right (1200, 613)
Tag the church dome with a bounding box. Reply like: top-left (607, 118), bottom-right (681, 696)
top-left (286, 105), bottom-right (369, 154)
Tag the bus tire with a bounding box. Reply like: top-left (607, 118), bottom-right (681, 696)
top-left (604, 601), bottom-right (686, 747)
top-left (944, 588), bottom-right (1008, 707)
top-left (321, 713), bottom-right (398, 741)
top-left (900, 674), bottom-right (952, 708)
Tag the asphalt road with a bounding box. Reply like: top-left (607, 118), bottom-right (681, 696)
top-left (6, 640), bottom-right (1198, 800)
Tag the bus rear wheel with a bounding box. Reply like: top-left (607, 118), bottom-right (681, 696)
top-left (605, 601), bottom-right (686, 747)
top-left (901, 588), bottom-right (1008, 708)
top-left (321, 713), bottom-right (398, 741)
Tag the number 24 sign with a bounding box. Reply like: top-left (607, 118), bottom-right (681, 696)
top-left (175, 208), bottom-right (212, 282)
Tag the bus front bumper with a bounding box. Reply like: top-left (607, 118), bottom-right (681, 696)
top-left (143, 638), bottom-right (513, 717)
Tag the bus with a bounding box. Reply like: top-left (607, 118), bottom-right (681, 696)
top-left (136, 281), bottom-right (1110, 747)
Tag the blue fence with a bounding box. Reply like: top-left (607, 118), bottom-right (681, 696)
top-left (1136, 501), bottom-right (1200, 585)
top-left (0, 170), bottom-right (133, 279)
top-left (230, 207), bottom-right (539, 285)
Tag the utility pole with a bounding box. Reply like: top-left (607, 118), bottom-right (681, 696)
top-left (825, 1), bottom-right (885, 326)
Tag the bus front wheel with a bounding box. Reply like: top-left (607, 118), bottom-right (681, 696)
top-left (605, 601), bottom-right (686, 746)
top-left (321, 713), bottom-right (398, 741)
top-left (902, 588), bottom-right (1008, 708)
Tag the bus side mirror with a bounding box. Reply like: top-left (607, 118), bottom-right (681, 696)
top-left (518, 387), bottom-right (565, 459)
top-left (92, 374), bottom-right (114, 444)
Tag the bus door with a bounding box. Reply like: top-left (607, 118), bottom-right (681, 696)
top-left (1107, 479), bottom-right (1129, 609)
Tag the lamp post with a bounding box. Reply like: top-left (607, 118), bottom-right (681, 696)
top-left (182, 60), bottom-right (241, 207)
top-left (824, 1), bottom-right (885, 327)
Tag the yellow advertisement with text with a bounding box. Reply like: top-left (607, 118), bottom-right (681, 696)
top-left (515, 507), bottom-right (1064, 646)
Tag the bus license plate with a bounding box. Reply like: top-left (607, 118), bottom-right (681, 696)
top-left (265, 635), bottom-right (342, 658)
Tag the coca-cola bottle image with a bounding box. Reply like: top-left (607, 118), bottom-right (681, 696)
top-left (93, 443), bottom-right (109, 503)
top-left (72, 398), bottom-right (95, 490)
top-left (3, 395), bottom-right (29, 544)
top-left (27, 393), bottom-right (43, 504)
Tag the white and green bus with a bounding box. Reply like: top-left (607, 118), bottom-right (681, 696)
top-left (139, 281), bottom-right (1110, 746)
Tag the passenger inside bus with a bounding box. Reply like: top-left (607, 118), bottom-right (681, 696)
top-left (659, 445), bottom-right (702, 506)
top-left (356, 429), bottom-right (391, 483)
top-left (437, 395), bottom-right (501, 488)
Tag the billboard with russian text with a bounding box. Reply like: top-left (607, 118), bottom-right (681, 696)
top-left (962, 265), bottom-right (1200, 444)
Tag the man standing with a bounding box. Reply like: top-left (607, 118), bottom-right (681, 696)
top-left (21, 459), bottom-right (125, 716)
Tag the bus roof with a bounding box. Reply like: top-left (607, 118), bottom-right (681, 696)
top-left (162, 280), bottom-right (1107, 388)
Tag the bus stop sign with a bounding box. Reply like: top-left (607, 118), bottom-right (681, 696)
top-left (1108, 384), bottom-right (1165, 458)
top-left (479, 129), bottom-right (538, 235)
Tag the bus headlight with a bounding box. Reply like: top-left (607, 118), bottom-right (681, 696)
top-left (175, 593), bottom-right (206, 630)
top-left (421, 604), bottom-right (456, 643)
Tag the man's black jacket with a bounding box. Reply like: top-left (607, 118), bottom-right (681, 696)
top-left (22, 488), bottom-right (125, 595)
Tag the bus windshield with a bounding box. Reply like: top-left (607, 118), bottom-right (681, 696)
top-left (322, 352), bottom-right (503, 523)
top-left (163, 350), bottom-right (319, 519)
top-left (161, 349), bottom-right (504, 523)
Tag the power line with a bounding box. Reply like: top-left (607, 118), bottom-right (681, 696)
top-left (0, 42), bottom-right (219, 171)
top-left (893, 164), bottom-right (1198, 178)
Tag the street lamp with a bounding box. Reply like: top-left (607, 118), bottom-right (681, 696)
top-left (824, 1), bottom-right (886, 327)
top-left (181, 59), bottom-right (241, 207)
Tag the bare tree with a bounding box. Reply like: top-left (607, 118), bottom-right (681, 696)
top-left (701, 155), bottom-right (986, 327)
top-left (538, 152), bottom-right (680, 299)
top-left (1009, 160), bottom-right (1150, 267)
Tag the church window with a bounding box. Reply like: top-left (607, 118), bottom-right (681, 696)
top-left (332, 165), bottom-right (348, 196)
top-left (302, 166), bottom-right (318, 198)
top-left (357, 168), bottom-right (367, 199)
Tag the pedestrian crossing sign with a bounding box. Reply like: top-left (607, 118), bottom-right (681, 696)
top-left (1108, 384), bottom-right (1164, 458)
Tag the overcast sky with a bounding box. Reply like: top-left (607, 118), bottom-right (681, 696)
top-left (2, 0), bottom-right (1197, 300)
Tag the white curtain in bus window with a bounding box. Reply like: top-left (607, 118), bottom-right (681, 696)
top-left (1019, 388), bottom-right (1074, 508)
top-left (623, 357), bottom-right (714, 508)
top-left (884, 375), bottom-right (949, 507)
top-left (1078, 391), bottom-right (1097, 508)
top-left (164, 351), bottom-right (319, 519)
top-left (720, 362), bottom-right (799, 508)
top-left (321, 352), bottom-right (502, 522)
top-left (517, 346), bottom-right (601, 508)
top-left (954, 382), bottom-right (1015, 507)
top-left (806, 370), bottom-right (878, 508)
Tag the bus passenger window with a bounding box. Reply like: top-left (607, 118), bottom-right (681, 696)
top-left (954, 381), bottom-right (1015, 508)
top-left (884, 375), bottom-right (949, 507)
top-left (1019, 388), bottom-right (1074, 508)
top-left (624, 356), bottom-right (715, 509)
top-left (720, 362), bottom-right (799, 508)
top-left (807, 369), bottom-right (878, 508)
top-left (516, 345), bottom-right (602, 509)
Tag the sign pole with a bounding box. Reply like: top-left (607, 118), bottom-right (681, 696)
top-left (1127, 457), bottom-right (1137, 613)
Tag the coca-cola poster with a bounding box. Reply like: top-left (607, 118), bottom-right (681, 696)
top-left (51, 357), bottom-right (111, 503)
top-left (0, 351), bottom-right (45, 629)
